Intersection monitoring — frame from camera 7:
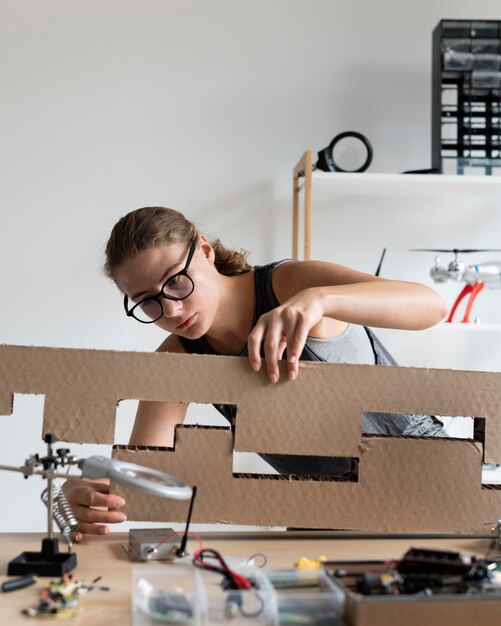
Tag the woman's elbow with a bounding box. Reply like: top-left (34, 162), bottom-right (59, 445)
top-left (420, 290), bottom-right (449, 328)
top-left (434, 292), bottom-right (449, 323)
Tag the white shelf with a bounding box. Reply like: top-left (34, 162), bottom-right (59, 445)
top-left (293, 152), bottom-right (501, 373)
top-left (302, 171), bottom-right (501, 199)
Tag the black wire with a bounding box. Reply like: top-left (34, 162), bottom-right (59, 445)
top-left (193, 549), bottom-right (232, 579)
top-left (237, 589), bottom-right (265, 618)
top-left (194, 548), bottom-right (265, 619)
top-left (177, 486), bottom-right (197, 557)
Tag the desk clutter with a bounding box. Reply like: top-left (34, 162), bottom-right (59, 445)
top-left (129, 543), bottom-right (501, 626)
top-left (3, 436), bottom-right (501, 624)
top-left (20, 574), bottom-right (109, 619)
top-left (3, 532), bottom-right (501, 625)
top-left (125, 527), bottom-right (342, 625)
top-left (132, 556), bottom-right (341, 626)
top-left (326, 547), bottom-right (501, 626)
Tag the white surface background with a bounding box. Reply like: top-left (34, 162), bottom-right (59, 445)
top-left (1, 0), bottom-right (501, 532)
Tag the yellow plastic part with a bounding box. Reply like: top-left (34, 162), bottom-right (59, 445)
top-left (294, 555), bottom-right (327, 569)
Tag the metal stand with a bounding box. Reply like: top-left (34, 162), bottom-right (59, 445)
top-left (8, 538), bottom-right (77, 577)
top-left (7, 434), bottom-right (78, 577)
top-left (2, 435), bottom-right (193, 576)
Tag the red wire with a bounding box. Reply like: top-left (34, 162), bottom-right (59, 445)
top-left (154, 530), bottom-right (204, 553)
top-left (193, 548), bottom-right (254, 590)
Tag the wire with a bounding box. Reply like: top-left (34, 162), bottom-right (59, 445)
top-left (178, 486), bottom-right (197, 556)
top-left (193, 548), bottom-right (267, 619)
top-left (149, 485), bottom-right (199, 558)
top-left (246, 552), bottom-right (267, 568)
top-left (193, 548), bottom-right (254, 590)
top-left (149, 531), bottom-right (204, 559)
top-left (231, 588), bottom-right (265, 619)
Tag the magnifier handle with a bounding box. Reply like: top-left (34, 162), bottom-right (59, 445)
top-left (78, 455), bottom-right (114, 479)
top-left (78, 456), bottom-right (193, 500)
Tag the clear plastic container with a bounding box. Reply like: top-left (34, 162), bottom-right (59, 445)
top-left (472, 39), bottom-right (500, 55)
top-left (132, 564), bottom-right (206, 626)
top-left (266, 569), bottom-right (343, 626)
top-left (443, 50), bottom-right (473, 71)
top-left (202, 566), bottom-right (277, 626)
top-left (471, 70), bottom-right (501, 89)
top-left (472, 21), bottom-right (500, 39)
top-left (442, 21), bottom-right (471, 39)
top-left (473, 53), bottom-right (501, 71)
top-left (442, 38), bottom-right (471, 54)
top-left (132, 563), bottom-right (345, 625)
top-left (441, 156), bottom-right (501, 175)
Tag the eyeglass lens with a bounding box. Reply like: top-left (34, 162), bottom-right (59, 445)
top-left (131, 275), bottom-right (194, 322)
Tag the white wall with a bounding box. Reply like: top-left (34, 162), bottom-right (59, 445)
top-left (1, 0), bottom-right (501, 532)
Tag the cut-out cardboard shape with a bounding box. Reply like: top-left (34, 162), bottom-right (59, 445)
top-left (1, 344), bottom-right (500, 532)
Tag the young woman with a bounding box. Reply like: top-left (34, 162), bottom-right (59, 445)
top-left (65, 206), bottom-right (448, 540)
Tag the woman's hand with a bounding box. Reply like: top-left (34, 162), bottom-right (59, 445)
top-left (62, 478), bottom-right (127, 542)
top-left (248, 288), bottom-right (324, 383)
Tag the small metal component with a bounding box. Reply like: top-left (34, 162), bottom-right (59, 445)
top-left (20, 456), bottom-right (37, 478)
top-left (173, 545), bottom-right (187, 558)
top-left (41, 486), bottom-right (78, 553)
top-left (125, 528), bottom-right (181, 562)
top-left (484, 519), bottom-right (501, 548)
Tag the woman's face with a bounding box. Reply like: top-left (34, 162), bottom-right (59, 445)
top-left (113, 236), bottom-right (220, 338)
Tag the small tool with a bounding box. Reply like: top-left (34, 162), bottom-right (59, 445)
top-left (1, 574), bottom-right (36, 592)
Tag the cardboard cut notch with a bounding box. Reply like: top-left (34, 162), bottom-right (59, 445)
top-left (2, 343), bottom-right (501, 532)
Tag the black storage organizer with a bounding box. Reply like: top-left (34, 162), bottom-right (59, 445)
top-left (432, 19), bottom-right (501, 174)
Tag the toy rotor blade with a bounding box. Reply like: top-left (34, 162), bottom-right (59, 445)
top-left (410, 248), bottom-right (501, 253)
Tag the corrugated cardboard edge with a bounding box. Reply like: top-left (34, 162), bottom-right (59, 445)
top-left (1, 343), bottom-right (501, 532)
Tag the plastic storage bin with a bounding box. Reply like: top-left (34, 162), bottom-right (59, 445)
top-left (132, 564), bottom-right (206, 626)
top-left (267, 569), bottom-right (344, 626)
top-left (202, 565), bottom-right (277, 626)
top-left (132, 562), bottom-right (345, 625)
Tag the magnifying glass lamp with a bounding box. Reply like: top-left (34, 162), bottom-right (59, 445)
top-left (316, 131), bottom-right (373, 173)
top-left (79, 456), bottom-right (192, 500)
top-left (0, 433), bottom-right (193, 576)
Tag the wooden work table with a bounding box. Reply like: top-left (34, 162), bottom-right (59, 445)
top-left (0, 532), bottom-right (497, 625)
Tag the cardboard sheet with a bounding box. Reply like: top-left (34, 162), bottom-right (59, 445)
top-left (1, 343), bottom-right (501, 532)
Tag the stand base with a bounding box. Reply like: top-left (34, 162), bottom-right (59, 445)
top-left (7, 538), bottom-right (77, 577)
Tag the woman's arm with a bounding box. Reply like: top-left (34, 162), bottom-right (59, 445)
top-left (274, 260), bottom-right (448, 329)
top-left (130, 334), bottom-right (188, 445)
top-left (129, 399), bottom-right (187, 446)
top-left (248, 260), bottom-right (448, 383)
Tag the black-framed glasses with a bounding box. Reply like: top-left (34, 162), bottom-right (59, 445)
top-left (124, 238), bottom-right (197, 324)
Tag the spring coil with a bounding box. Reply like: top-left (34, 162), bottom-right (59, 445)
top-left (41, 485), bottom-right (79, 534)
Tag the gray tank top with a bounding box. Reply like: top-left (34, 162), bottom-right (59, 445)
top-left (180, 261), bottom-right (444, 477)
